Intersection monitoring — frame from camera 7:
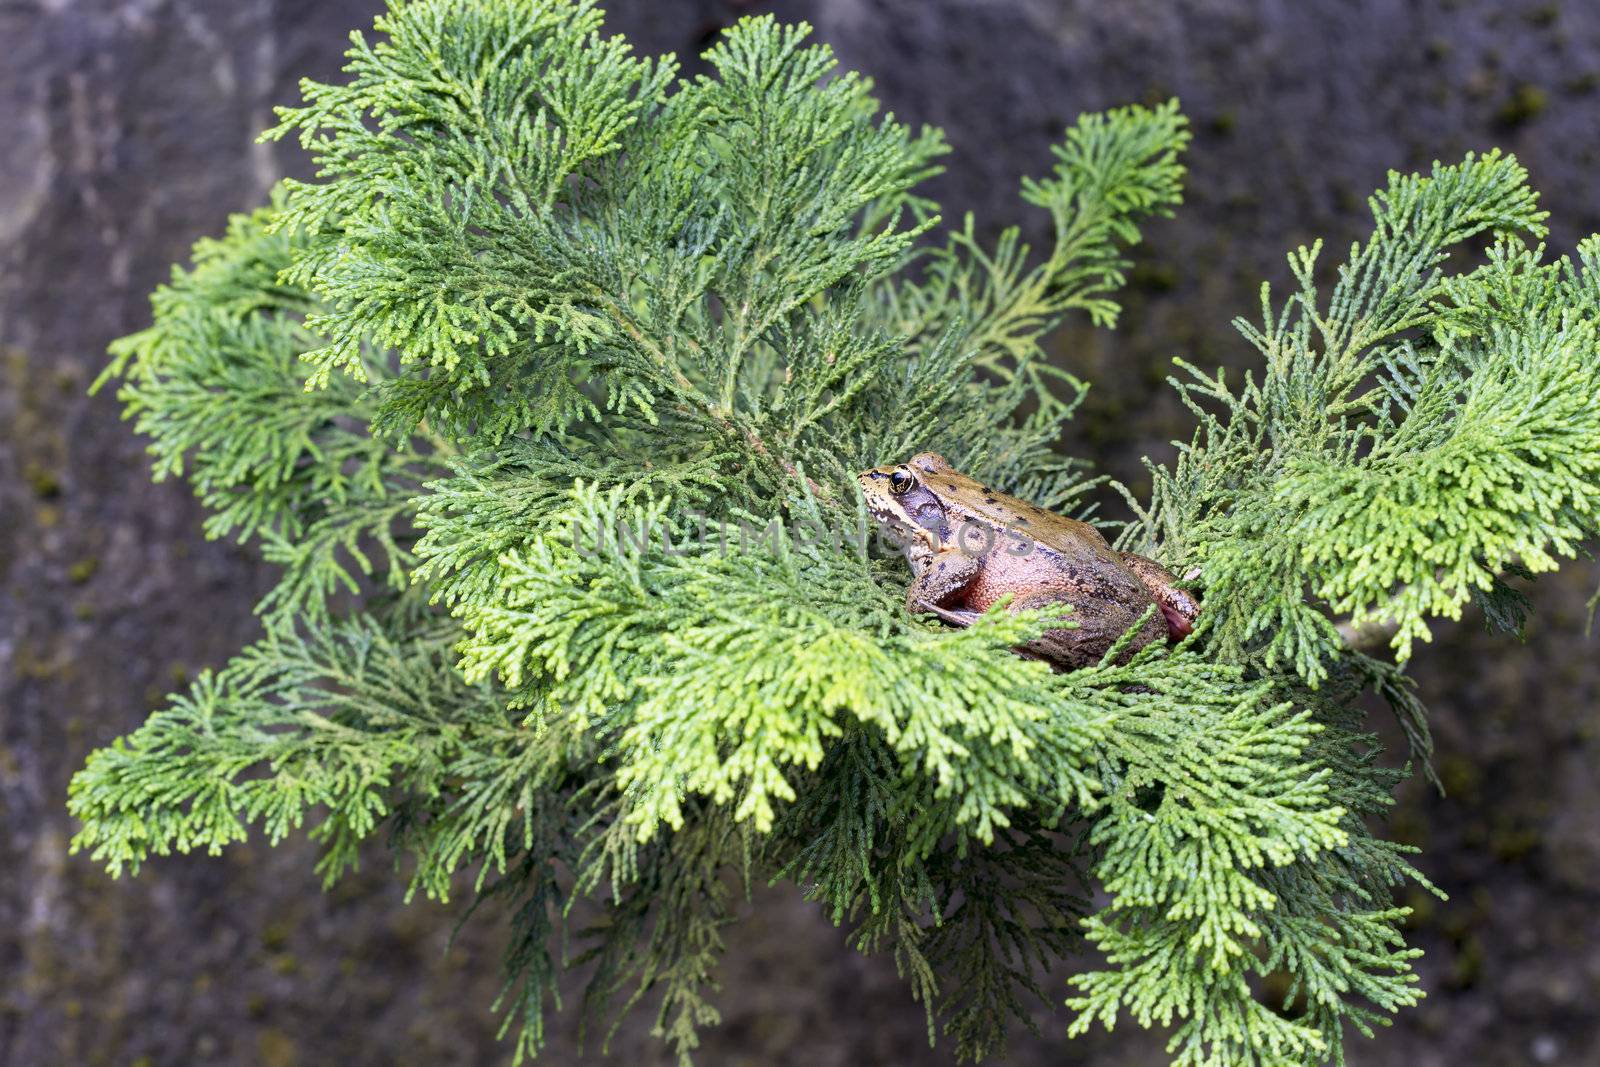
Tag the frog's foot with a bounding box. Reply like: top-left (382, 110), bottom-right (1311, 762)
top-left (1158, 602), bottom-right (1194, 640)
top-left (914, 603), bottom-right (982, 628)
top-left (1118, 551), bottom-right (1200, 641)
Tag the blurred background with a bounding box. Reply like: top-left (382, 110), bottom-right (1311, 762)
top-left (3, 1), bottom-right (1599, 1064)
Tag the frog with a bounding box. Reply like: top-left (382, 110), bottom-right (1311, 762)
top-left (858, 451), bottom-right (1199, 670)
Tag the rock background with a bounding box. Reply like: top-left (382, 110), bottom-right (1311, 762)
top-left (3, 1), bottom-right (1599, 1064)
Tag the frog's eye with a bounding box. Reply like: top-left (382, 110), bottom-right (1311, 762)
top-left (889, 470), bottom-right (914, 495)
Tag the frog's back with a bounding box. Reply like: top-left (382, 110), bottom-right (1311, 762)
top-left (908, 454), bottom-right (1119, 564)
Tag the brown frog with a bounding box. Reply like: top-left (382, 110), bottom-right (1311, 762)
top-left (859, 452), bottom-right (1198, 670)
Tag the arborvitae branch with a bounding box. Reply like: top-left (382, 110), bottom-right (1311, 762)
top-left (71, 3), bottom-right (1600, 1065)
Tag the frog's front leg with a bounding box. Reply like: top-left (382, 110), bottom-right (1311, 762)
top-left (906, 549), bottom-right (983, 627)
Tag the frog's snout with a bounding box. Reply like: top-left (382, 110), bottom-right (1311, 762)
top-left (857, 466), bottom-right (892, 490)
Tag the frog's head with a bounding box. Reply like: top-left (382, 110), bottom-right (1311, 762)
top-left (858, 452), bottom-right (955, 551)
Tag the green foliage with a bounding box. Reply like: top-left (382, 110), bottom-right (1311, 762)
top-left (68, 616), bottom-right (564, 891)
top-left (71, 3), bottom-right (1599, 1066)
top-left (98, 197), bottom-right (448, 626)
top-left (451, 484), bottom-right (1116, 842)
top-left (1068, 668), bottom-right (1428, 1066)
top-left (1128, 153), bottom-right (1600, 681)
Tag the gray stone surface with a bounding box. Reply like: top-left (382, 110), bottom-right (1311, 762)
top-left (2, 0), bottom-right (1598, 1064)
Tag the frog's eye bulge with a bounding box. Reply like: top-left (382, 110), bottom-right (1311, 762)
top-left (889, 469), bottom-right (915, 494)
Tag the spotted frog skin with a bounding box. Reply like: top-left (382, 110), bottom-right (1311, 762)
top-left (859, 452), bottom-right (1199, 670)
